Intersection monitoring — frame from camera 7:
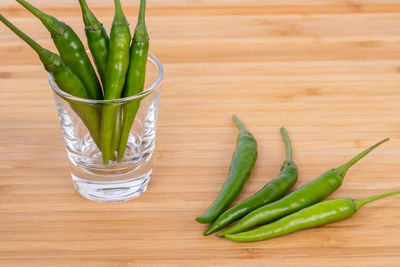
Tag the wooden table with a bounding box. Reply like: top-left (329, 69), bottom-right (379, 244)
top-left (1, 0), bottom-right (400, 266)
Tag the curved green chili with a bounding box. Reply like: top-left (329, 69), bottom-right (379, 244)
top-left (117, 0), bottom-right (149, 161)
top-left (0, 14), bottom-right (101, 148)
top-left (78, 0), bottom-right (109, 87)
top-left (204, 127), bottom-right (298, 235)
top-left (226, 189), bottom-right (400, 242)
top-left (16, 0), bottom-right (102, 100)
top-left (219, 138), bottom-right (389, 236)
top-left (196, 115), bottom-right (258, 224)
top-left (100, 0), bottom-right (131, 164)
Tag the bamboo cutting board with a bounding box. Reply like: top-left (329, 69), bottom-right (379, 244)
top-left (1, 0), bottom-right (400, 266)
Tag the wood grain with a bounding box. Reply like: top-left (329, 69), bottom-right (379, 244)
top-left (1, 0), bottom-right (400, 266)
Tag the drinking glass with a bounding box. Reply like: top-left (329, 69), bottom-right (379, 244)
top-left (50, 53), bottom-right (163, 203)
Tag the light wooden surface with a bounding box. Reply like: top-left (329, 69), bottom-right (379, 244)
top-left (1, 0), bottom-right (400, 266)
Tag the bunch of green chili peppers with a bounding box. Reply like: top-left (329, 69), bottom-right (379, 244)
top-left (0, 0), bottom-right (149, 164)
top-left (197, 115), bottom-right (399, 242)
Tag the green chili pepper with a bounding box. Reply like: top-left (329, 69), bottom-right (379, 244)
top-left (219, 138), bottom-right (389, 236)
top-left (196, 115), bottom-right (258, 224)
top-left (116, 0), bottom-right (149, 161)
top-left (100, 0), bottom-right (131, 164)
top-left (225, 189), bottom-right (400, 242)
top-left (78, 0), bottom-right (109, 87)
top-left (110, 106), bottom-right (123, 161)
top-left (16, 0), bottom-right (102, 100)
top-left (0, 14), bottom-right (101, 149)
top-left (204, 127), bottom-right (298, 235)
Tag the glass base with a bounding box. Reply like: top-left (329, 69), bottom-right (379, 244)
top-left (72, 170), bottom-right (151, 203)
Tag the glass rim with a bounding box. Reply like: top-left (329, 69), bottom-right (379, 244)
top-left (49, 52), bottom-right (164, 104)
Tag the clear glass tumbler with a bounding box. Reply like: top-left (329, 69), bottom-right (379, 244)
top-left (49, 53), bottom-right (163, 203)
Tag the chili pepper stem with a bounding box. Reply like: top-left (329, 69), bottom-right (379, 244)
top-left (334, 138), bottom-right (389, 178)
top-left (113, 0), bottom-right (128, 25)
top-left (78, 0), bottom-right (100, 31)
top-left (354, 190), bottom-right (400, 210)
top-left (135, 0), bottom-right (148, 38)
top-left (280, 127), bottom-right (292, 163)
top-left (232, 114), bottom-right (246, 131)
top-left (16, 0), bottom-right (65, 35)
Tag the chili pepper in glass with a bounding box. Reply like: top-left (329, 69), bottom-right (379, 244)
top-left (204, 127), bottom-right (298, 235)
top-left (100, 0), bottom-right (131, 164)
top-left (16, 0), bottom-right (103, 100)
top-left (110, 106), bottom-right (123, 161)
top-left (196, 115), bottom-right (258, 224)
top-left (117, 0), bottom-right (149, 161)
top-left (225, 190), bottom-right (400, 242)
top-left (219, 138), bottom-right (389, 236)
